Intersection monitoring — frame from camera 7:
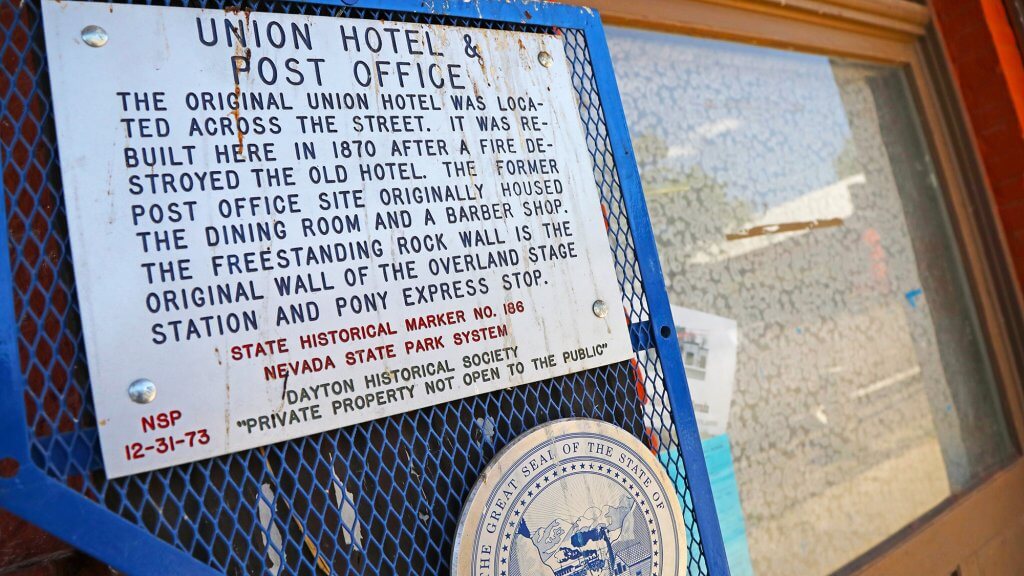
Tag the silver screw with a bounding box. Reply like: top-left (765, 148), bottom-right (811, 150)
top-left (128, 379), bottom-right (157, 404)
top-left (81, 25), bottom-right (108, 48)
top-left (537, 51), bottom-right (553, 68)
top-left (592, 300), bottom-right (609, 318)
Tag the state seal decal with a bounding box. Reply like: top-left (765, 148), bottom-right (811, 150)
top-left (452, 419), bottom-right (687, 576)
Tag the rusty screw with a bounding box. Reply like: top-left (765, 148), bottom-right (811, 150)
top-left (537, 51), bottom-right (553, 68)
top-left (0, 457), bottom-right (19, 478)
top-left (81, 25), bottom-right (108, 48)
top-left (592, 300), bottom-right (609, 318)
top-left (128, 378), bottom-right (157, 404)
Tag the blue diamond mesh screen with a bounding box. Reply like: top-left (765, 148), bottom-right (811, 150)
top-left (0, 1), bottom-right (715, 574)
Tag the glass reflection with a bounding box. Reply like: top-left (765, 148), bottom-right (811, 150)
top-left (607, 27), bottom-right (1012, 576)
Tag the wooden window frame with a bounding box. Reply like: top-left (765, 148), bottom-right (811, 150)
top-left (560, 0), bottom-right (1024, 573)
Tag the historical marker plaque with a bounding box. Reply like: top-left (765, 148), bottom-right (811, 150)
top-left (42, 1), bottom-right (633, 477)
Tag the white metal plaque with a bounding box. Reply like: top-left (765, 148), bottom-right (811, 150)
top-left (452, 419), bottom-right (687, 576)
top-left (42, 1), bottom-right (633, 477)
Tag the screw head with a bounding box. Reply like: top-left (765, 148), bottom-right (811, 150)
top-left (81, 25), bottom-right (108, 48)
top-left (592, 299), bottom-right (609, 318)
top-left (537, 51), bottom-right (553, 68)
top-left (128, 379), bottom-right (156, 404)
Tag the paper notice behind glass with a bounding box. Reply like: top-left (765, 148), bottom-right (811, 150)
top-left (670, 305), bottom-right (738, 437)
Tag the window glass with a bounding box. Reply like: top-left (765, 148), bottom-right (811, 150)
top-left (607, 27), bottom-right (1013, 575)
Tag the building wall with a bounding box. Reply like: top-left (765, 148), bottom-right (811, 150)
top-left (0, 511), bottom-right (108, 575)
top-left (929, 1), bottom-right (1024, 574)
top-left (931, 0), bottom-right (1024, 285)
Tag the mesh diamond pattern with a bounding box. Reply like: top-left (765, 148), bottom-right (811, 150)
top-left (1, 0), bottom-right (710, 574)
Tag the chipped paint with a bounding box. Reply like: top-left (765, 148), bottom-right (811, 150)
top-left (474, 415), bottom-right (497, 444)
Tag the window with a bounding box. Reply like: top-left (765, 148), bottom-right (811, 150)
top-left (607, 27), bottom-right (1013, 575)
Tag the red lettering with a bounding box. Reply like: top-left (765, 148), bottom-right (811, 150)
top-left (344, 344), bottom-right (397, 366)
top-left (230, 338), bottom-right (289, 360)
top-left (403, 310), bottom-right (466, 331)
top-left (262, 355), bottom-right (336, 381)
top-left (140, 409), bottom-right (184, 433)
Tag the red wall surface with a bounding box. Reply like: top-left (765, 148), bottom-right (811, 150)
top-left (0, 512), bottom-right (108, 575)
top-left (932, 0), bottom-right (1024, 284)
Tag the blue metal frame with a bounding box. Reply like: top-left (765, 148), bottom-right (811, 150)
top-left (0, 1), bottom-right (729, 574)
top-left (581, 23), bottom-right (731, 576)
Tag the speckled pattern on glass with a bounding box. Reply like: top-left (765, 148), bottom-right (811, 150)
top-left (607, 27), bottom-right (1013, 576)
